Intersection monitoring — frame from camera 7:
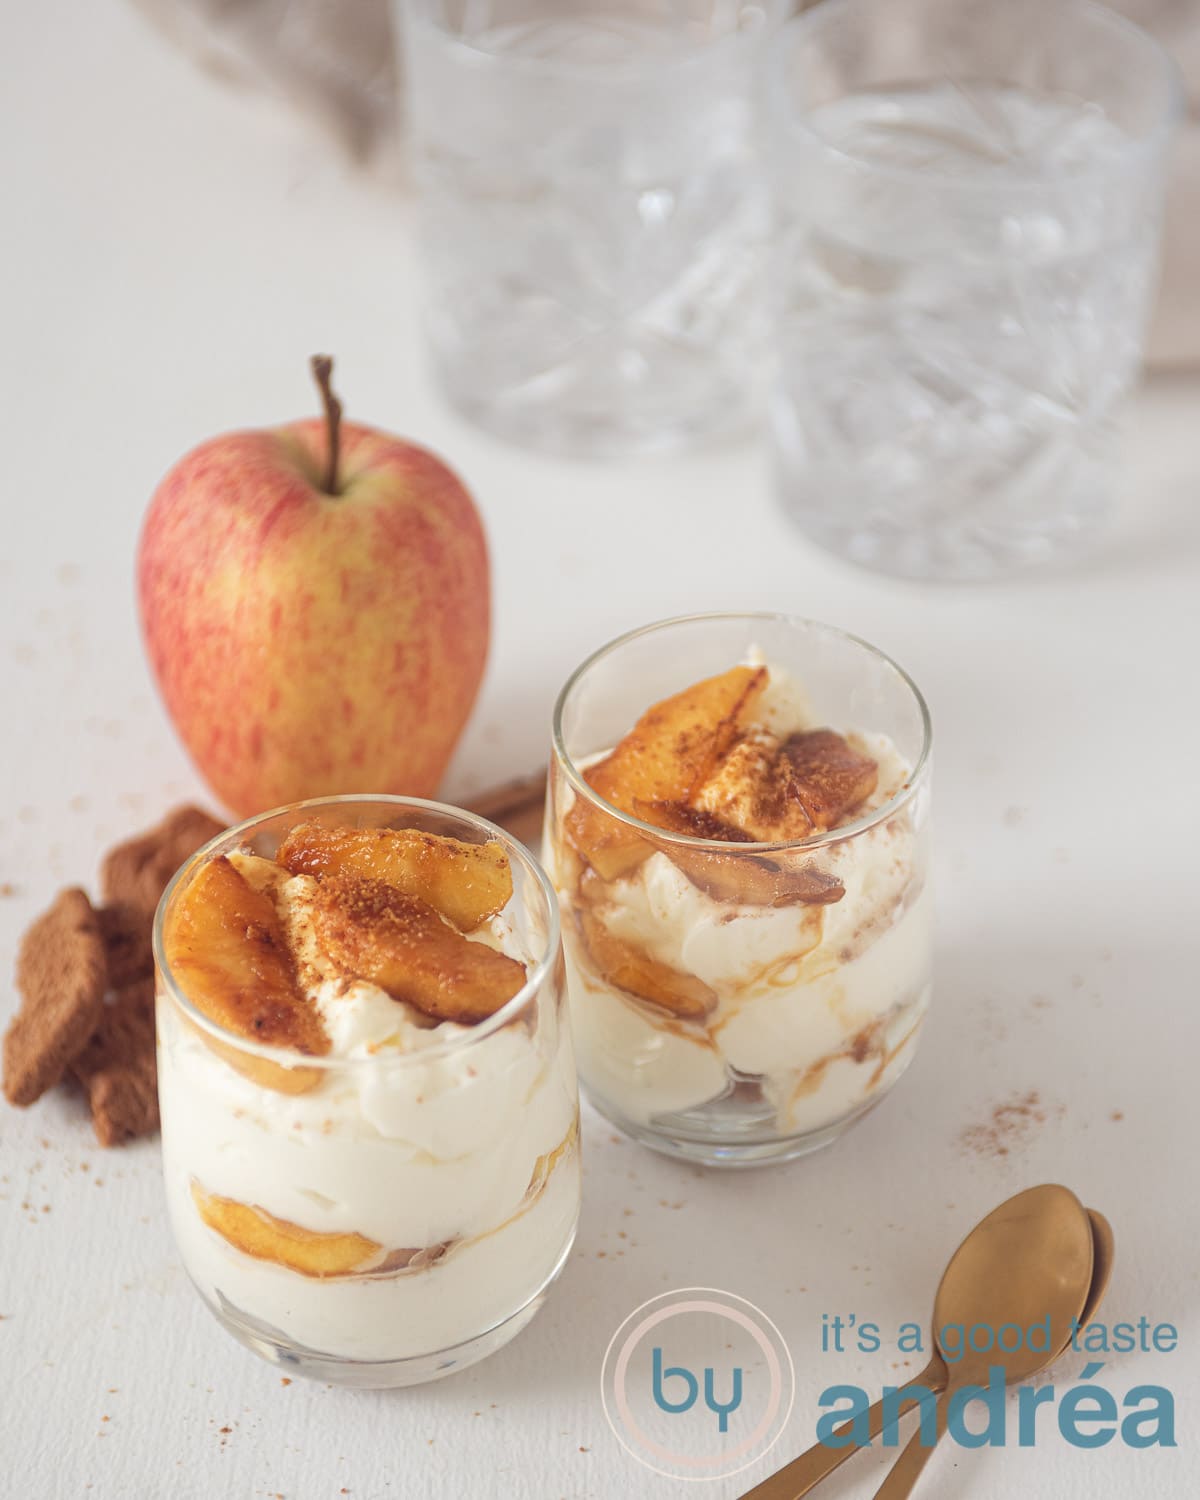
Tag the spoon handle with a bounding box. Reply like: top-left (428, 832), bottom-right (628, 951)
top-left (736, 1363), bottom-right (947, 1500)
top-left (871, 1387), bottom-right (952, 1500)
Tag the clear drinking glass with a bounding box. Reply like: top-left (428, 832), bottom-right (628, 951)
top-left (154, 796), bottom-right (580, 1388)
top-left (766, 0), bottom-right (1182, 580)
top-left (399, 0), bottom-right (784, 458)
top-left (547, 613), bottom-right (932, 1167)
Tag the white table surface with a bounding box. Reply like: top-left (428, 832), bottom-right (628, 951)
top-left (4, 4), bottom-right (1200, 1497)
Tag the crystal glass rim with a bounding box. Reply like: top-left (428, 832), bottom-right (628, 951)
top-left (767, 0), bottom-right (1185, 191)
top-left (551, 611), bottom-right (932, 853)
top-left (401, 0), bottom-right (789, 82)
top-left (152, 793), bottom-right (562, 1071)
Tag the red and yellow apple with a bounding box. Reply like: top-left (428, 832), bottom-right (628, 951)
top-left (138, 358), bottom-right (489, 817)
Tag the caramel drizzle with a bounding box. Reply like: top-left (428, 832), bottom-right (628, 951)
top-left (783, 998), bottom-right (926, 1113)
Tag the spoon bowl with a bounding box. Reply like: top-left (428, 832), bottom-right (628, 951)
top-left (930, 1182), bottom-right (1094, 1386)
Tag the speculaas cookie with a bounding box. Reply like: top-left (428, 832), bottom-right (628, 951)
top-left (98, 902), bottom-right (155, 989)
top-left (3, 888), bottom-right (107, 1107)
top-left (100, 805), bottom-right (226, 919)
top-left (71, 978), bottom-right (158, 1147)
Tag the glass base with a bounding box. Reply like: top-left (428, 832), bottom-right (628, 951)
top-left (773, 456), bottom-right (1111, 583)
top-left (433, 360), bottom-right (756, 462)
top-left (191, 1231), bottom-right (577, 1388)
top-left (585, 1085), bottom-right (894, 1168)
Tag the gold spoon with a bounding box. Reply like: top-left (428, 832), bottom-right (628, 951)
top-left (739, 1186), bottom-right (1102, 1500)
top-left (871, 1184), bottom-right (1093, 1498)
top-left (1082, 1208), bottom-right (1114, 1328)
top-left (738, 1350), bottom-right (952, 1497)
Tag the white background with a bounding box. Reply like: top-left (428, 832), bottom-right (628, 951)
top-left (3, 3), bottom-right (1199, 1497)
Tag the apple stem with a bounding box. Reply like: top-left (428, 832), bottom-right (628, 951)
top-left (310, 354), bottom-right (343, 496)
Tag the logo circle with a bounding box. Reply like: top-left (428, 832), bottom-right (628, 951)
top-left (601, 1287), bottom-right (796, 1481)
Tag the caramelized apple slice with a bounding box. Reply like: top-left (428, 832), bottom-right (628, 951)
top-left (577, 908), bottom-right (716, 1021)
top-left (781, 730), bottom-right (878, 831)
top-left (683, 852), bottom-right (844, 908)
top-left (565, 665), bottom-right (768, 880)
top-left (164, 856), bottom-right (329, 1093)
top-left (312, 875), bottom-right (527, 1024)
top-left (634, 799), bottom-right (753, 844)
top-left (561, 800), bottom-right (650, 884)
top-left (633, 799), bottom-right (844, 907)
top-left (277, 822), bottom-right (512, 932)
top-left (191, 1182), bottom-right (382, 1277)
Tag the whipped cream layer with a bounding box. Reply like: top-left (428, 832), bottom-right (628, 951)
top-left (555, 682), bottom-right (931, 1138)
top-left (161, 1113), bottom-right (579, 1363)
top-left (158, 858), bottom-right (579, 1363)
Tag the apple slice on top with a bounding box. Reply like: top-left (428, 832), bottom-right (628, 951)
top-left (565, 665), bottom-right (768, 881)
top-left (164, 855), bottom-right (329, 1093)
top-left (781, 730), bottom-right (879, 832)
top-left (311, 874), bottom-right (527, 1025)
top-left (277, 823), bottom-right (512, 933)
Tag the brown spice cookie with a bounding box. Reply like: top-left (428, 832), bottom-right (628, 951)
top-left (100, 805), bottom-right (226, 918)
top-left (3, 888), bottom-right (107, 1107)
top-left (71, 979), bottom-right (158, 1147)
top-left (98, 902), bottom-right (155, 989)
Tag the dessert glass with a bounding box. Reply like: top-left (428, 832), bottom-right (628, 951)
top-left (154, 796), bottom-right (580, 1388)
top-left (548, 613), bottom-right (932, 1167)
top-left (766, 0), bottom-right (1180, 581)
top-left (399, 0), bottom-right (785, 459)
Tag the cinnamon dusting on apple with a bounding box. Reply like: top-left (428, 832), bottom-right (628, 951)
top-left (780, 729), bottom-right (879, 832)
top-left (565, 665), bottom-right (768, 882)
top-left (311, 873), bottom-right (526, 1024)
top-left (278, 821), bottom-right (512, 932)
top-left (162, 822), bottom-right (528, 1087)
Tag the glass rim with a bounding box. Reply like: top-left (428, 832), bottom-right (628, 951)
top-left (152, 793), bottom-right (562, 1072)
top-left (401, 0), bottom-right (789, 82)
top-left (767, 0), bottom-right (1185, 191)
top-left (551, 611), bottom-right (933, 854)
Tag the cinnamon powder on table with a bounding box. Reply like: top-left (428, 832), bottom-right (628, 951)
top-left (959, 1090), bottom-right (1064, 1159)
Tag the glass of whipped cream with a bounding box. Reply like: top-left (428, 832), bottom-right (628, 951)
top-left (548, 613), bottom-right (932, 1166)
top-left (154, 796), bottom-right (580, 1387)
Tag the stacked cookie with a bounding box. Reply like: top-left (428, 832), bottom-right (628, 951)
top-left (2, 806), bottom-right (224, 1145)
